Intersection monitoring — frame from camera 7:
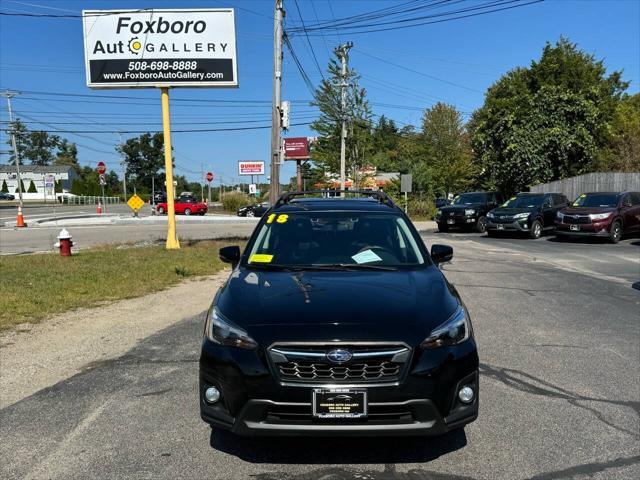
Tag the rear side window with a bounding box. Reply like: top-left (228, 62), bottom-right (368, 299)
top-left (629, 193), bottom-right (640, 205)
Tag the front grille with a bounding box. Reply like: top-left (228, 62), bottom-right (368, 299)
top-left (279, 360), bottom-right (401, 381)
top-left (446, 211), bottom-right (464, 217)
top-left (492, 216), bottom-right (513, 223)
top-left (563, 215), bottom-right (591, 225)
top-left (268, 344), bottom-right (411, 384)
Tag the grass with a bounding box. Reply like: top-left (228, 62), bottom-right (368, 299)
top-left (0, 239), bottom-right (243, 330)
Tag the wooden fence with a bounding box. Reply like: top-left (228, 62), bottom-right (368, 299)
top-left (530, 172), bottom-right (640, 201)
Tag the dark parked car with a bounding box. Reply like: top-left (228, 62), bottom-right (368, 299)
top-left (555, 191), bottom-right (640, 243)
top-left (435, 191), bottom-right (503, 233)
top-left (200, 191), bottom-right (479, 437)
top-left (435, 198), bottom-right (451, 208)
top-left (486, 192), bottom-right (569, 239)
top-left (237, 202), bottom-right (270, 217)
top-left (0, 192), bottom-right (16, 201)
top-left (149, 192), bottom-right (167, 205)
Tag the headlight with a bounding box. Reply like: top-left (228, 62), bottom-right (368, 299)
top-left (487, 212), bottom-right (494, 219)
top-left (420, 306), bottom-right (471, 349)
top-left (589, 212), bottom-right (612, 220)
top-left (556, 211), bottom-right (564, 220)
top-left (205, 306), bottom-right (257, 349)
top-left (514, 212), bottom-right (529, 219)
top-left (465, 209), bottom-right (476, 216)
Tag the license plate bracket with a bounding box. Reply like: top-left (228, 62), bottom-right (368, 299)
top-left (312, 389), bottom-right (367, 419)
top-left (570, 225), bottom-right (580, 231)
top-left (497, 224), bottom-right (505, 230)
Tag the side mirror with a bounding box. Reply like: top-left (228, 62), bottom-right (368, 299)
top-left (431, 244), bottom-right (453, 264)
top-left (219, 246), bottom-right (241, 266)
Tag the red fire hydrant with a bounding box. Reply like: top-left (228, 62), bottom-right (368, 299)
top-left (54, 228), bottom-right (74, 256)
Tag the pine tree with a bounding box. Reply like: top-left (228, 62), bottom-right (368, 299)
top-left (27, 180), bottom-right (38, 193)
top-left (1, 179), bottom-right (8, 193)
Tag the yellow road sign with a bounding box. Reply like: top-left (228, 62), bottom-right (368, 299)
top-left (127, 194), bottom-right (145, 211)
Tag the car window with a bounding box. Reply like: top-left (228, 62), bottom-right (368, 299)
top-left (501, 195), bottom-right (544, 208)
top-left (629, 193), bottom-right (640, 205)
top-left (245, 212), bottom-right (425, 267)
top-left (572, 193), bottom-right (619, 208)
top-left (452, 193), bottom-right (487, 205)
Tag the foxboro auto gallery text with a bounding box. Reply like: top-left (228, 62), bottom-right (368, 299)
top-left (91, 16), bottom-right (229, 55)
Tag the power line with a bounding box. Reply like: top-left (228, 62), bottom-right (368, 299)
top-left (293, 0), bottom-right (325, 81)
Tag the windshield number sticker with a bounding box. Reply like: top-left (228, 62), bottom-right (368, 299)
top-left (266, 214), bottom-right (289, 224)
top-left (249, 254), bottom-right (274, 263)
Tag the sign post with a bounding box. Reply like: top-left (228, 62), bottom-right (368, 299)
top-left (206, 171), bottom-right (213, 206)
top-left (284, 138), bottom-right (310, 191)
top-left (97, 161), bottom-right (107, 214)
top-left (400, 174), bottom-right (412, 214)
top-left (82, 8), bottom-right (238, 249)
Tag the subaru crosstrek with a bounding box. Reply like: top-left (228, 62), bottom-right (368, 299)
top-left (199, 191), bottom-right (479, 436)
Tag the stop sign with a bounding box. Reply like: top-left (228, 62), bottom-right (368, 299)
top-left (97, 161), bottom-right (106, 175)
top-left (206, 172), bottom-right (214, 182)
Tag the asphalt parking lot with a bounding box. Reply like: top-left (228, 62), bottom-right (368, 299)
top-left (1, 230), bottom-right (638, 480)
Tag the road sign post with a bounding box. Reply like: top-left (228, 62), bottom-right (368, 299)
top-left (400, 174), bottom-right (412, 214)
top-left (97, 162), bottom-right (107, 214)
top-left (206, 172), bottom-right (214, 206)
top-left (127, 193), bottom-right (145, 218)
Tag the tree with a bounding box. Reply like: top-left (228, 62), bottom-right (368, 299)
top-left (595, 93), bottom-right (640, 171)
top-left (105, 170), bottom-right (121, 195)
top-left (310, 51), bottom-right (373, 186)
top-left (27, 180), bottom-right (38, 193)
top-left (15, 179), bottom-right (25, 193)
top-left (116, 133), bottom-right (169, 191)
top-left (54, 140), bottom-right (81, 173)
top-left (5, 119), bottom-right (61, 165)
top-left (470, 37), bottom-right (629, 194)
top-left (420, 103), bottom-right (476, 196)
top-left (1, 180), bottom-right (8, 193)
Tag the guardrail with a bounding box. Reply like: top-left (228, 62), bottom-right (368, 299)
top-left (61, 196), bottom-right (122, 205)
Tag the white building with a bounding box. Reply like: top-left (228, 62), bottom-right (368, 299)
top-left (0, 165), bottom-right (77, 200)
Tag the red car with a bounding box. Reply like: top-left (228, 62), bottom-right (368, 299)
top-left (555, 191), bottom-right (640, 243)
top-left (156, 195), bottom-right (208, 216)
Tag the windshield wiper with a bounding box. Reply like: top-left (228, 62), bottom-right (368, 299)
top-left (304, 263), bottom-right (398, 271)
top-left (247, 263), bottom-right (304, 271)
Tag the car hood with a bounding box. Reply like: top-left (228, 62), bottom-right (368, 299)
top-left (490, 207), bottom-right (538, 216)
top-left (215, 267), bottom-right (460, 344)
top-left (440, 203), bottom-right (484, 212)
top-left (561, 207), bottom-right (616, 215)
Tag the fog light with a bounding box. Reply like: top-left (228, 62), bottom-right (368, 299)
top-left (458, 386), bottom-right (474, 404)
top-left (205, 387), bottom-right (221, 404)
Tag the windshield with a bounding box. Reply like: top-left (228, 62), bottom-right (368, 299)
top-left (452, 193), bottom-right (486, 205)
top-left (501, 195), bottom-right (544, 208)
top-left (571, 193), bottom-right (618, 208)
top-left (245, 212), bottom-right (426, 268)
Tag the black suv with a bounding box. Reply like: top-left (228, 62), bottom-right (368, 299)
top-left (486, 192), bottom-right (569, 239)
top-left (200, 191), bottom-right (479, 437)
top-left (435, 191), bottom-right (503, 233)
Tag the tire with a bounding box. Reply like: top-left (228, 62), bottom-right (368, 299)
top-left (476, 216), bottom-right (487, 233)
top-left (184, 208), bottom-right (192, 216)
top-left (246, 210), bottom-right (255, 218)
top-left (437, 222), bottom-right (449, 232)
top-left (157, 206), bottom-right (165, 214)
top-left (529, 219), bottom-right (543, 239)
top-left (609, 220), bottom-right (622, 244)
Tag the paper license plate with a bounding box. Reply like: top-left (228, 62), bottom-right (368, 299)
top-left (447, 219), bottom-right (456, 224)
top-left (313, 389), bottom-right (367, 418)
top-left (570, 225), bottom-right (580, 231)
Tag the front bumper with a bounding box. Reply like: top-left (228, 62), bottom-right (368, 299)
top-left (199, 341), bottom-right (479, 436)
top-left (555, 221), bottom-right (610, 237)
top-left (436, 216), bottom-right (478, 227)
top-left (486, 218), bottom-right (529, 232)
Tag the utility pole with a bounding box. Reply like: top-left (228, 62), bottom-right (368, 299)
top-left (2, 90), bottom-right (25, 213)
top-left (117, 132), bottom-right (127, 199)
top-left (335, 42), bottom-right (353, 197)
top-left (269, 0), bottom-right (284, 204)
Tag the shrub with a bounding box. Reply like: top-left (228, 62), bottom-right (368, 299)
top-left (1, 180), bottom-right (7, 193)
top-left (221, 191), bottom-right (251, 212)
top-left (27, 180), bottom-right (38, 193)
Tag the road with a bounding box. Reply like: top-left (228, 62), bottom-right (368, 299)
top-left (1, 231), bottom-right (638, 479)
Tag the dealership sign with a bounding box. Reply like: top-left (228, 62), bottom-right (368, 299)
top-left (238, 161), bottom-right (265, 176)
top-left (82, 9), bottom-right (238, 88)
top-left (283, 137), bottom-right (310, 160)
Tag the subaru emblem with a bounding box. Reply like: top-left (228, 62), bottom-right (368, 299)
top-left (326, 349), bottom-right (352, 364)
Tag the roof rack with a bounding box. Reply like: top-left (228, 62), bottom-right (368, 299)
top-left (274, 190), bottom-right (396, 209)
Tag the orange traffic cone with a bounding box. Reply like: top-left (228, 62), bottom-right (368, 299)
top-left (16, 205), bottom-right (25, 228)
top-left (97, 201), bottom-right (102, 215)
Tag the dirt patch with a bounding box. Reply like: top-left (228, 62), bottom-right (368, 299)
top-left (0, 270), bottom-right (229, 409)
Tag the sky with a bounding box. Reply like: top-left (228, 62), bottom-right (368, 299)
top-left (1, 0), bottom-right (639, 187)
